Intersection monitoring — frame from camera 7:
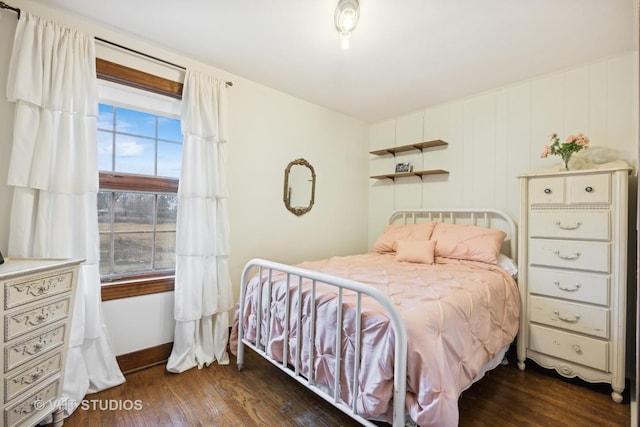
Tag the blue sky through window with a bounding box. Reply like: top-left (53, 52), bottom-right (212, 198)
top-left (98, 103), bottom-right (182, 178)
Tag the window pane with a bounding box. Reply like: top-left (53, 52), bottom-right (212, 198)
top-left (113, 233), bottom-right (153, 274)
top-left (157, 141), bottom-right (182, 178)
top-left (97, 97), bottom-right (181, 280)
top-left (98, 104), bottom-right (114, 131)
top-left (116, 107), bottom-right (156, 138)
top-left (97, 192), bottom-right (112, 232)
top-left (155, 231), bottom-right (176, 270)
top-left (99, 233), bottom-right (112, 275)
top-left (157, 194), bottom-right (177, 230)
top-left (158, 116), bottom-right (182, 142)
top-left (114, 193), bottom-right (154, 232)
top-left (114, 135), bottom-right (155, 175)
top-left (97, 130), bottom-right (114, 172)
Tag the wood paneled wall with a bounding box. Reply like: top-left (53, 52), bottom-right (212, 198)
top-left (369, 52), bottom-right (637, 247)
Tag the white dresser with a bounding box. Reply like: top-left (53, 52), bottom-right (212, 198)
top-left (0, 258), bottom-right (82, 427)
top-left (516, 166), bottom-right (631, 403)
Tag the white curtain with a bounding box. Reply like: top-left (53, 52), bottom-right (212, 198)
top-left (5, 12), bottom-right (124, 413)
top-left (166, 71), bottom-right (232, 372)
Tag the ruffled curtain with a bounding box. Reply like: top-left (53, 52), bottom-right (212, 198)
top-left (5, 12), bottom-right (124, 413)
top-left (166, 71), bottom-right (232, 372)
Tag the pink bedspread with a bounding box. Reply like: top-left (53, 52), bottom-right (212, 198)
top-left (231, 253), bottom-right (520, 427)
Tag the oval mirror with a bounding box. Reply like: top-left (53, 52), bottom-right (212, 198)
top-left (283, 158), bottom-right (316, 216)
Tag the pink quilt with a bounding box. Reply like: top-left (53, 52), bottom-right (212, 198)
top-left (231, 253), bottom-right (520, 427)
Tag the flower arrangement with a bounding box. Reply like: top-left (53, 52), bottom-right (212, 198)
top-left (541, 132), bottom-right (590, 170)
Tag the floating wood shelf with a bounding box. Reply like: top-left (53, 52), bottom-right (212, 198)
top-left (370, 169), bottom-right (449, 181)
top-left (369, 139), bottom-right (448, 156)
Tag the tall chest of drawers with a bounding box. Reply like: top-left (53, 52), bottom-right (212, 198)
top-left (0, 258), bottom-right (82, 427)
top-left (516, 167), bottom-right (631, 402)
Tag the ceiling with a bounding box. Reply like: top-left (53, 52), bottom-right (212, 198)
top-left (39, 0), bottom-right (636, 123)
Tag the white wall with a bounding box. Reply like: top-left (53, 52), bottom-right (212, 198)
top-left (0, 0), bottom-right (370, 355)
top-left (369, 52), bottom-right (639, 247)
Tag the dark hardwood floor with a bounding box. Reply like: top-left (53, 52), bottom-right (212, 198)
top-left (59, 347), bottom-right (630, 426)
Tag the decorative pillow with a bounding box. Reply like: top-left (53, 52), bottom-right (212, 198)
top-left (395, 239), bottom-right (436, 264)
top-left (431, 222), bottom-right (506, 264)
top-left (372, 222), bottom-right (436, 253)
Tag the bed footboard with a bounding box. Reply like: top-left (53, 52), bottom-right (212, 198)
top-left (237, 258), bottom-right (408, 427)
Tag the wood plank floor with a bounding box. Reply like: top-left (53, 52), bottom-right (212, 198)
top-left (58, 347), bottom-right (630, 427)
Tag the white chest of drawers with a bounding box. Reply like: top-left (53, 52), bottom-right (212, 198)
top-left (0, 258), bottom-right (81, 427)
top-left (516, 167), bottom-right (631, 403)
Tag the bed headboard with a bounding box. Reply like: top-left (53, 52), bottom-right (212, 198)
top-left (388, 208), bottom-right (517, 260)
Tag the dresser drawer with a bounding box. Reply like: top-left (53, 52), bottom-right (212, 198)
top-left (529, 239), bottom-right (610, 273)
top-left (4, 268), bottom-right (75, 310)
top-left (529, 324), bottom-right (608, 371)
top-left (528, 210), bottom-right (610, 240)
top-left (529, 177), bottom-right (564, 205)
top-left (567, 173), bottom-right (611, 204)
top-left (5, 296), bottom-right (72, 342)
top-left (529, 295), bottom-right (609, 338)
top-left (4, 377), bottom-right (60, 427)
top-left (5, 324), bottom-right (66, 372)
top-left (528, 173), bottom-right (611, 206)
top-left (4, 352), bottom-right (62, 403)
top-left (528, 267), bottom-right (609, 305)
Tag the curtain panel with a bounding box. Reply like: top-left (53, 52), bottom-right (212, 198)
top-left (5, 12), bottom-right (124, 414)
top-left (166, 70), bottom-right (232, 373)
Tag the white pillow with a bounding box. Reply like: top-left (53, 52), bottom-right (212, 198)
top-left (497, 254), bottom-right (518, 278)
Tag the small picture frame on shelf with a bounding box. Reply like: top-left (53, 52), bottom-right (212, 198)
top-left (395, 162), bottom-right (412, 173)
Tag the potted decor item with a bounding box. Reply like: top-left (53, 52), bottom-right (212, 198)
top-left (540, 132), bottom-right (590, 170)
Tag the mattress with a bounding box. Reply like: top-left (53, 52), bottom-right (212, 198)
top-left (232, 252), bottom-right (520, 427)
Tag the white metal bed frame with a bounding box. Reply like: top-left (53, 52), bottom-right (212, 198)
top-left (236, 208), bottom-right (517, 426)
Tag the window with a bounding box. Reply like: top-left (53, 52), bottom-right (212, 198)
top-left (96, 58), bottom-right (184, 299)
top-left (97, 104), bottom-right (182, 278)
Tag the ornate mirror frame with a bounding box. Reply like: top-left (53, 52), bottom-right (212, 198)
top-left (283, 158), bottom-right (316, 216)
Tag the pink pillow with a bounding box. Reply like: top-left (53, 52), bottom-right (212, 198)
top-left (395, 239), bottom-right (436, 264)
top-left (372, 222), bottom-right (436, 253)
top-left (431, 223), bottom-right (506, 264)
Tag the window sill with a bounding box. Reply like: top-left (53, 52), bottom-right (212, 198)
top-left (101, 274), bottom-right (175, 301)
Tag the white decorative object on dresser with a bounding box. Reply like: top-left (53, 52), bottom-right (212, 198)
top-left (516, 166), bottom-right (632, 403)
top-left (0, 258), bottom-right (82, 427)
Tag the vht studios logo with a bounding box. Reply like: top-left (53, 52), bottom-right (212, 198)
top-left (34, 399), bottom-right (143, 412)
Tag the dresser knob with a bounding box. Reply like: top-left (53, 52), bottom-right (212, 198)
top-left (585, 186), bottom-right (593, 192)
top-left (572, 345), bottom-right (582, 353)
top-left (31, 368), bottom-right (43, 381)
top-left (544, 188), bottom-right (552, 194)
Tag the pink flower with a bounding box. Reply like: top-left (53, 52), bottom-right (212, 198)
top-left (542, 131), bottom-right (589, 162)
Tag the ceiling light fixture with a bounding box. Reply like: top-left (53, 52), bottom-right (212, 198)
top-left (334, 0), bottom-right (359, 49)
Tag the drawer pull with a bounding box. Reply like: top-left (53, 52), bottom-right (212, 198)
top-left (553, 310), bottom-right (581, 323)
top-left (12, 367), bottom-right (44, 386)
top-left (544, 188), bottom-right (552, 194)
top-left (553, 249), bottom-right (581, 260)
top-left (572, 344), bottom-right (582, 353)
top-left (554, 281), bottom-right (581, 292)
top-left (585, 186), bottom-right (593, 193)
top-left (554, 220), bottom-right (582, 230)
top-left (31, 368), bottom-right (44, 381)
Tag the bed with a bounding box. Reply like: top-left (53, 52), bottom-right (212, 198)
top-left (231, 209), bottom-right (520, 427)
